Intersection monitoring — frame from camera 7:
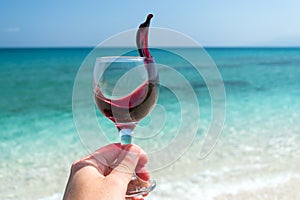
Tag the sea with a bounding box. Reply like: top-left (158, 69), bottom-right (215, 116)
top-left (1, 47), bottom-right (300, 200)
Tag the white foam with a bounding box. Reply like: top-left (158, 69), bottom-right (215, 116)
top-left (147, 173), bottom-right (300, 200)
top-left (38, 193), bottom-right (62, 200)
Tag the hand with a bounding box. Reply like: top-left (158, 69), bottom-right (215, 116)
top-left (63, 143), bottom-right (150, 200)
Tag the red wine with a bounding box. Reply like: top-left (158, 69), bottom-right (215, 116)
top-left (95, 14), bottom-right (157, 131)
top-left (136, 14), bottom-right (158, 91)
top-left (136, 14), bottom-right (153, 58)
top-left (94, 82), bottom-right (158, 130)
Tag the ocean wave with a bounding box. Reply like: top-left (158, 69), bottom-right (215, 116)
top-left (148, 173), bottom-right (300, 200)
top-left (38, 193), bottom-right (62, 200)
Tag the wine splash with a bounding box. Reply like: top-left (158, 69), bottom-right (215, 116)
top-left (136, 14), bottom-right (158, 85)
top-left (136, 14), bottom-right (153, 58)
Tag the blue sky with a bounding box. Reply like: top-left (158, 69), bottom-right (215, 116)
top-left (1, 0), bottom-right (300, 47)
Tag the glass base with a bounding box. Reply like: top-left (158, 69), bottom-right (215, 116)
top-left (126, 175), bottom-right (156, 197)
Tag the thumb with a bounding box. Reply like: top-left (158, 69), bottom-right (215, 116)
top-left (107, 145), bottom-right (140, 185)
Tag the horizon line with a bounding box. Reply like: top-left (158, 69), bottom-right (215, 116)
top-left (1, 45), bottom-right (300, 49)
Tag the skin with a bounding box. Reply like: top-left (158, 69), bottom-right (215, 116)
top-left (63, 143), bottom-right (150, 200)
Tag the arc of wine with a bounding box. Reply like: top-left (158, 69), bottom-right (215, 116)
top-left (136, 14), bottom-right (153, 58)
top-left (136, 14), bottom-right (157, 84)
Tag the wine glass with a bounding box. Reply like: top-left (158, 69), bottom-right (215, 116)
top-left (93, 56), bottom-right (158, 197)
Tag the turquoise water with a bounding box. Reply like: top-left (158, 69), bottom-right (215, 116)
top-left (1, 48), bottom-right (300, 199)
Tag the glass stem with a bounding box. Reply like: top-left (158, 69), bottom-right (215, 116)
top-left (119, 129), bottom-right (133, 145)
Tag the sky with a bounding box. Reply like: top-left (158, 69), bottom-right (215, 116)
top-left (1, 0), bottom-right (300, 47)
